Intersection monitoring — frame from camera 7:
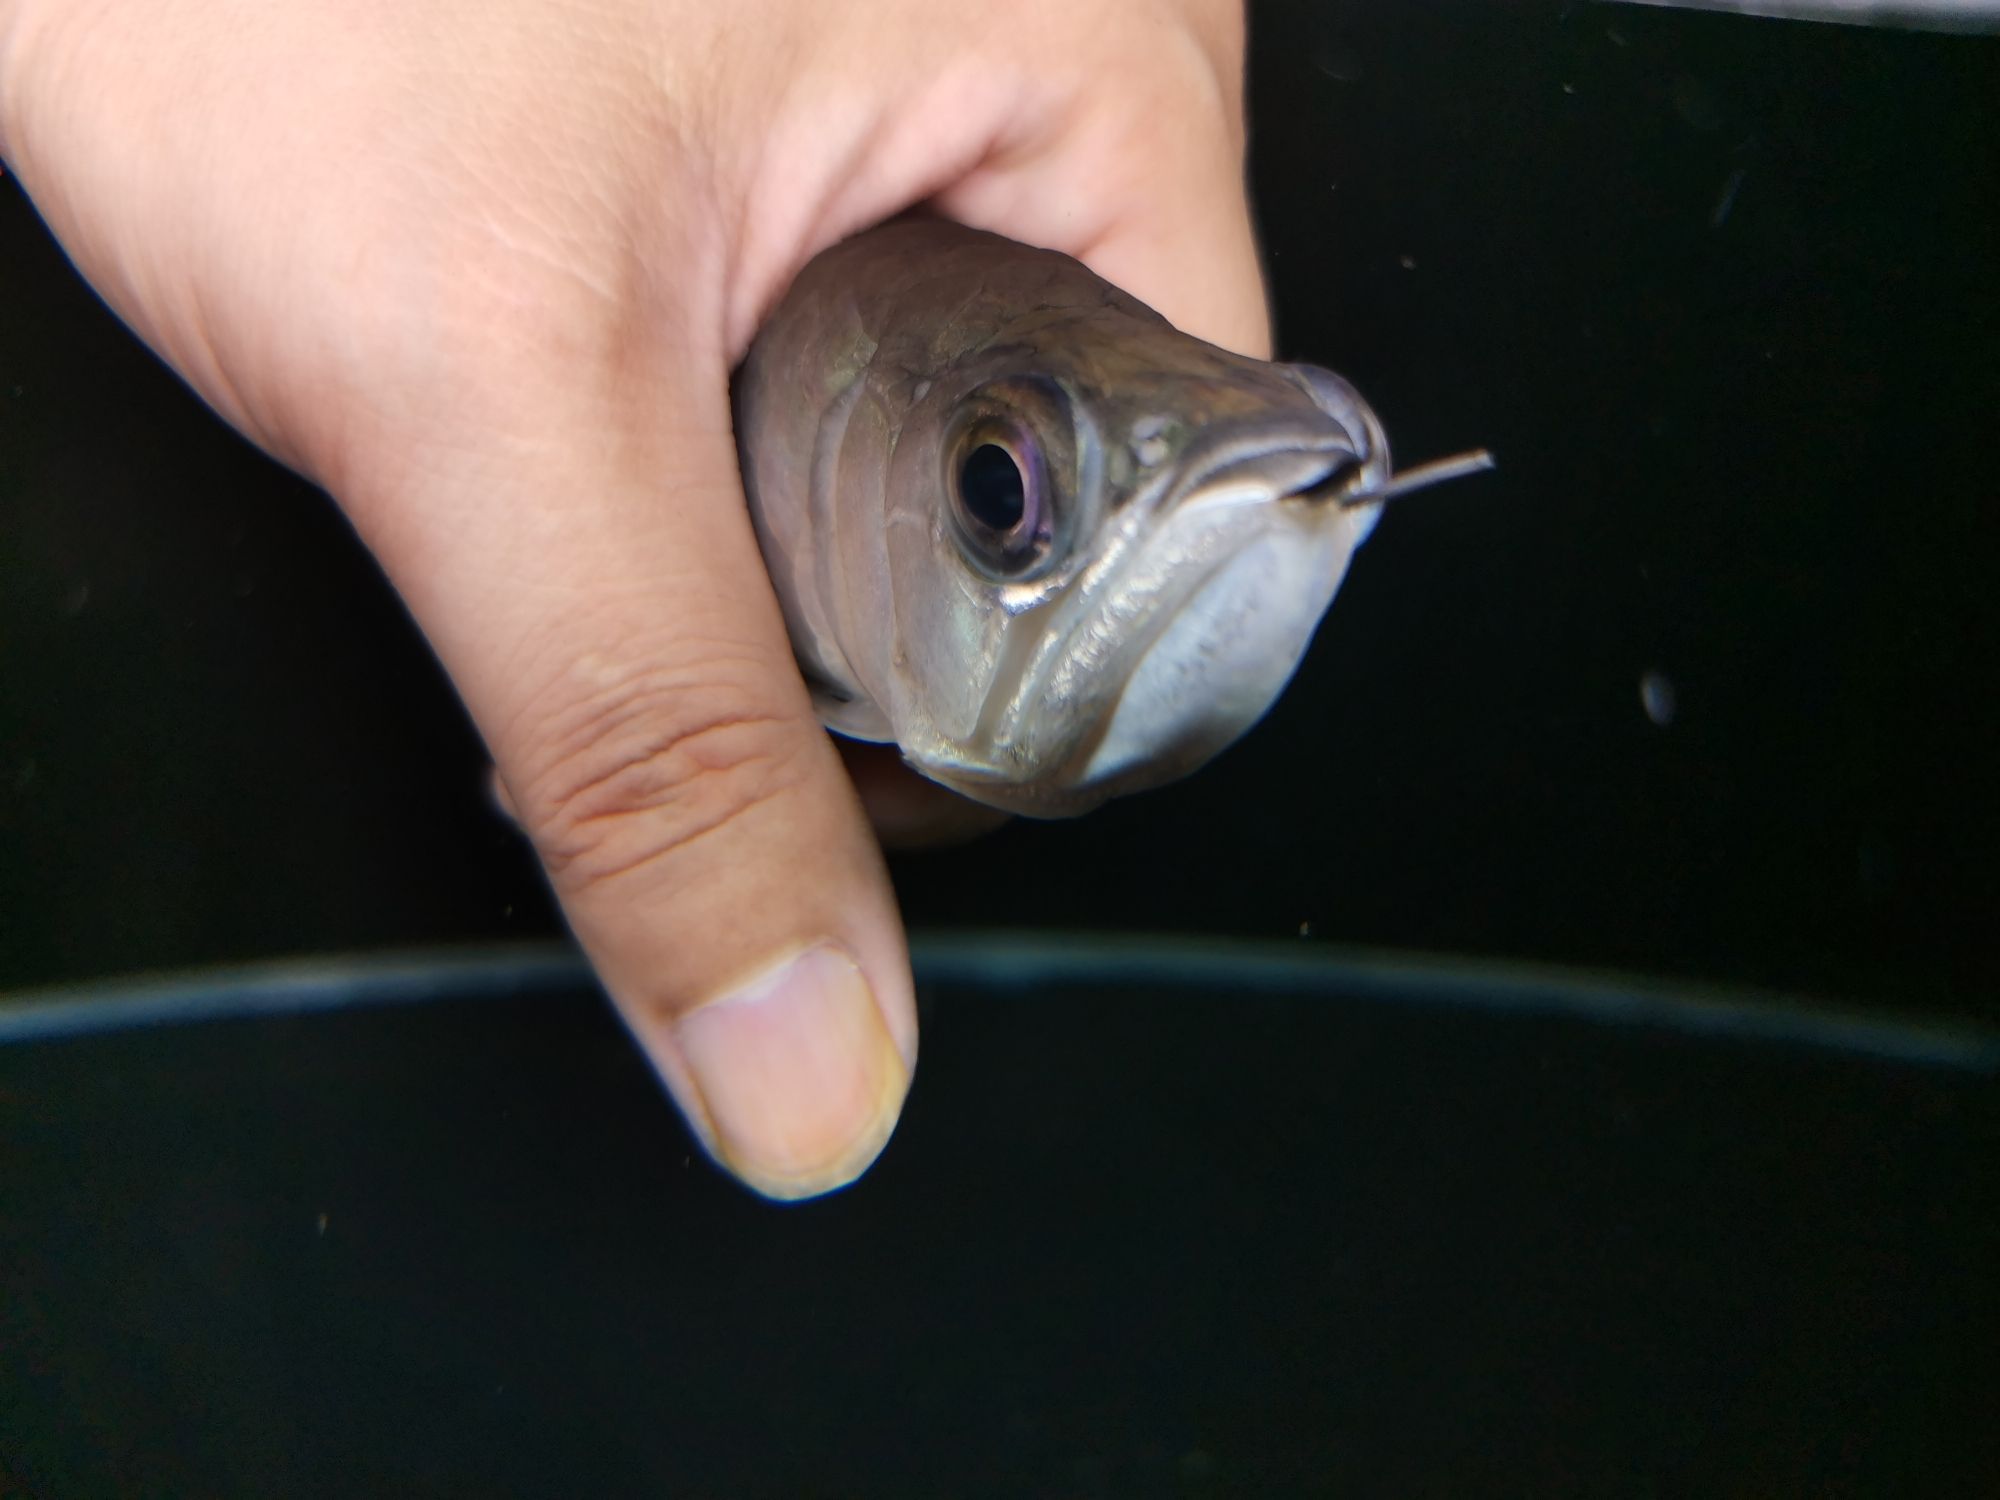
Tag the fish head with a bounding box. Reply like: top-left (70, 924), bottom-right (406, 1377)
top-left (876, 320), bottom-right (1393, 816)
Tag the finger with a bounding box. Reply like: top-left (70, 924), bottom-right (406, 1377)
top-left (487, 765), bottom-right (518, 825)
top-left (497, 745), bottom-right (1010, 853)
top-left (1077, 7), bottom-right (1270, 360)
top-left (1077, 151), bottom-right (1271, 362)
top-left (932, 15), bottom-right (1270, 361)
top-left (1062, 72), bottom-right (1270, 361)
top-left (371, 374), bottom-right (916, 1202)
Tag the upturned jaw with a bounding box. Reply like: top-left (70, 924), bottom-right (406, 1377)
top-left (1062, 456), bottom-right (1374, 799)
top-left (926, 442), bottom-right (1374, 816)
top-left (909, 366), bottom-right (1398, 815)
top-left (972, 433), bottom-right (1495, 812)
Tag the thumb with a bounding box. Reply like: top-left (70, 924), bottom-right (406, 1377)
top-left (365, 369), bottom-right (916, 1202)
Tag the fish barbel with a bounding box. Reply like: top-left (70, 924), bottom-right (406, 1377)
top-left (734, 219), bottom-right (1488, 816)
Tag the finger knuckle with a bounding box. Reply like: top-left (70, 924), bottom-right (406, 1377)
top-left (524, 665), bottom-right (808, 893)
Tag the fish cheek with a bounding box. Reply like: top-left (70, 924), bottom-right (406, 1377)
top-left (879, 428), bottom-right (1010, 760)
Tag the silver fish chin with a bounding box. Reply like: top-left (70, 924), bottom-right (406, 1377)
top-left (733, 219), bottom-right (1484, 818)
top-left (925, 429), bottom-right (1384, 814)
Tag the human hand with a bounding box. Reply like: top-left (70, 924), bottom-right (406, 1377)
top-left (0, 0), bottom-right (1269, 1197)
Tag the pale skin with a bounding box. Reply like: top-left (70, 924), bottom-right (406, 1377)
top-left (0, 0), bottom-right (1270, 1198)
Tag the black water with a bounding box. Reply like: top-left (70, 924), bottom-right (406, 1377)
top-left (2, 950), bottom-right (1996, 1496)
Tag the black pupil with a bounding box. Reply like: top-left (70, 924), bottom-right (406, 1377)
top-left (959, 444), bottom-right (1026, 533)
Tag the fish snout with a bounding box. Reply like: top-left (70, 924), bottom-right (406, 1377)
top-left (1294, 363), bottom-right (1394, 496)
top-left (1285, 364), bottom-right (1391, 467)
top-left (1167, 429), bottom-right (1386, 520)
top-left (1160, 366), bottom-right (1392, 521)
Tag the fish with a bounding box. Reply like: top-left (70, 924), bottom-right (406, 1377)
top-left (733, 218), bottom-right (1489, 817)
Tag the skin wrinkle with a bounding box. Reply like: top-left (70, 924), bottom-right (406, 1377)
top-left (546, 714), bottom-right (798, 830)
top-left (515, 650), bottom-right (789, 777)
top-left (534, 711), bottom-right (809, 891)
top-left (454, 169), bottom-right (624, 316)
top-left (510, 632), bottom-right (794, 764)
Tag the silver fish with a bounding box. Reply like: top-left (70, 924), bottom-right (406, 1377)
top-left (735, 219), bottom-right (1489, 817)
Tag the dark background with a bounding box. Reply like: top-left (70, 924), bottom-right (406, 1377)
top-left (3, 5), bottom-right (1998, 1496)
top-left (3, 2), bottom-right (1996, 1007)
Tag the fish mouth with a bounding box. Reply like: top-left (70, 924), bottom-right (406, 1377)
top-left (946, 428), bottom-right (1378, 814)
top-left (1170, 439), bottom-right (1374, 517)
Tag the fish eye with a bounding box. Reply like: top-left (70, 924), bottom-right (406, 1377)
top-left (942, 374), bottom-right (1079, 580)
top-left (959, 444), bottom-right (1026, 532)
top-left (948, 422), bottom-right (1054, 576)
